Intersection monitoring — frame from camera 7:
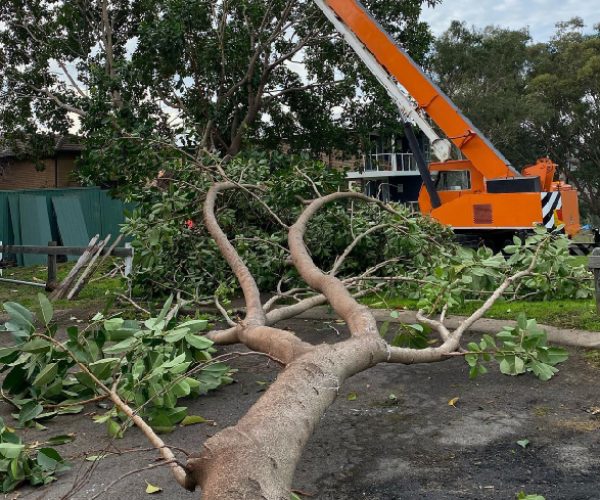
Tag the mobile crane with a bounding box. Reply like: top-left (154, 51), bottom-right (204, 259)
top-left (314, 0), bottom-right (581, 248)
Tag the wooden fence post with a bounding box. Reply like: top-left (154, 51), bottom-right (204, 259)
top-left (589, 248), bottom-right (600, 314)
top-left (46, 241), bottom-right (58, 291)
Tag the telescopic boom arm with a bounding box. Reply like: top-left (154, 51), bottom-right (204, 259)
top-left (314, 0), bottom-right (521, 179)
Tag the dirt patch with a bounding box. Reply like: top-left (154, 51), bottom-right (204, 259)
top-left (7, 317), bottom-right (600, 499)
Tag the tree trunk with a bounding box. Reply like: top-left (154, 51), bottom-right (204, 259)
top-left (186, 335), bottom-right (388, 499)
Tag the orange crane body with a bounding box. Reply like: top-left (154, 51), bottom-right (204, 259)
top-left (324, 0), bottom-right (581, 241)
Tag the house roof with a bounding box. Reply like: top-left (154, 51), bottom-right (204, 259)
top-left (0, 135), bottom-right (84, 159)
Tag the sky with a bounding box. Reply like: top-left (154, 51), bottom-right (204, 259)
top-left (421, 0), bottom-right (600, 41)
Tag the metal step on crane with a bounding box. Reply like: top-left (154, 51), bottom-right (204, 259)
top-left (314, 0), bottom-right (588, 252)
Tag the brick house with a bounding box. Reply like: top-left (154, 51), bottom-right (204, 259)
top-left (0, 136), bottom-right (84, 190)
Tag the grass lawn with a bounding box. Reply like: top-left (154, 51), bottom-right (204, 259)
top-left (0, 262), bottom-right (125, 312)
top-left (362, 254), bottom-right (599, 331)
top-left (362, 294), bottom-right (600, 332)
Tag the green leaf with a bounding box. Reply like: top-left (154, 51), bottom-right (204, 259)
top-left (467, 342), bottom-right (480, 353)
top-left (19, 401), bottom-right (43, 424)
top-left (104, 337), bottom-right (138, 354)
top-left (132, 359), bottom-right (145, 380)
top-left (37, 448), bottom-right (66, 471)
top-left (517, 492), bottom-right (545, 500)
top-left (539, 347), bottom-right (569, 366)
top-left (164, 328), bottom-right (189, 343)
top-left (56, 406), bottom-right (84, 415)
top-left (20, 338), bottom-right (52, 352)
top-left (38, 293), bottom-right (54, 326)
top-left (514, 356), bottom-right (525, 375)
top-left (156, 295), bottom-right (174, 323)
top-left (499, 358), bottom-right (512, 375)
top-left (482, 334), bottom-right (496, 350)
top-left (184, 334), bottom-right (213, 350)
top-left (0, 347), bottom-right (19, 363)
top-left (517, 313), bottom-right (528, 330)
top-left (176, 319), bottom-right (208, 333)
top-left (0, 444), bottom-right (24, 459)
top-left (517, 439), bottom-right (530, 449)
top-left (88, 358), bottom-right (120, 379)
top-left (173, 380), bottom-right (191, 398)
top-left (3, 302), bottom-right (35, 330)
top-left (106, 419), bottom-right (123, 439)
top-left (10, 456), bottom-right (25, 481)
top-left (465, 354), bottom-right (478, 367)
top-left (529, 360), bottom-right (558, 381)
top-left (46, 434), bottom-right (76, 446)
top-left (180, 415), bottom-right (209, 426)
top-left (347, 392), bottom-right (358, 401)
top-left (33, 363), bottom-right (59, 388)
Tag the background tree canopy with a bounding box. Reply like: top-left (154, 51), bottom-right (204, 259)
top-left (0, 0), bottom-right (439, 188)
top-left (2, 2), bottom-right (600, 221)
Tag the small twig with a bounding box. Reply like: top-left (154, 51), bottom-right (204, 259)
top-left (439, 303), bottom-right (449, 324)
top-left (214, 294), bottom-right (237, 327)
top-left (165, 292), bottom-right (190, 323)
top-left (294, 165), bottom-right (322, 198)
top-left (89, 460), bottom-right (179, 500)
top-left (44, 394), bottom-right (108, 409)
top-left (0, 389), bottom-right (20, 410)
top-left (326, 323), bottom-right (341, 336)
top-left (115, 293), bottom-right (151, 315)
top-left (330, 224), bottom-right (389, 276)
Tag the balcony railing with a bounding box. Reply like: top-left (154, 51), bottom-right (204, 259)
top-left (363, 152), bottom-right (419, 173)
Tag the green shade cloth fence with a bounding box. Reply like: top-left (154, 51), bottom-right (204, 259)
top-left (0, 187), bottom-right (134, 266)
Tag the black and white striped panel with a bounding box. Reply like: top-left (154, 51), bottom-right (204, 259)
top-left (541, 192), bottom-right (562, 229)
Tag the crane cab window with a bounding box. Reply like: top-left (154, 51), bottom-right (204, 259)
top-left (435, 170), bottom-right (471, 191)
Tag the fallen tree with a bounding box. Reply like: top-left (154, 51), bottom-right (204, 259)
top-left (0, 178), bottom-right (574, 498)
top-left (174, 182), bottom-right (565, 498)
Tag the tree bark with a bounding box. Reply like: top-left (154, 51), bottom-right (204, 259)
top-left (186, 335), bottom-right (387, 499)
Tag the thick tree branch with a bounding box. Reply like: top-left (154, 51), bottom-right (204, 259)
top-left (204, 182), bottom-right (266, 327)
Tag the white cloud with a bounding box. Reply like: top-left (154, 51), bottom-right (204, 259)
top-left (422, 0), bottom-right (600, 41)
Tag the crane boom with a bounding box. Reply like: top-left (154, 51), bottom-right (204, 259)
top-left (313, 0), bottom-right (451, 162)
top-left (317, 0), bottom-right (521, 179)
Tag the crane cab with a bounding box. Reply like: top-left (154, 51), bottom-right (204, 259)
top-left (418, 158), bottom-right (581, 244)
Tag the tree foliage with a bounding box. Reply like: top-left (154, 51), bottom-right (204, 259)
top-left (0, 294), bottom-right (232, 435)
top-left (0, 418), bottom-right (70, 493)
top-left (123, 151), bottom-right (455, 299)
top-left (0, 0), bottom-right (439, 187)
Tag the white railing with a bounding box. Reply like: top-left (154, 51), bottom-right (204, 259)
top-left (363, 152), bottom-right (419, 173)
